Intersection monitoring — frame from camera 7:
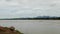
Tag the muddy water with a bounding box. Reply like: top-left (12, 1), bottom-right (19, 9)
top-left (0, 20), bottom-right (60, 34)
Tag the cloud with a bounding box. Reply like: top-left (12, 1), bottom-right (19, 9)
top-left (0, 0), bottom-right (60, 18)
top-left (0, 0), bottom-right (20, 6)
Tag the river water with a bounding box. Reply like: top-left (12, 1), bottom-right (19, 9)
top-left (0, 20), bottom-right (60, 34)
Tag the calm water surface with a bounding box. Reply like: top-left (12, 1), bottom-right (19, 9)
top-left (0, 20), bottom-right (60, 34)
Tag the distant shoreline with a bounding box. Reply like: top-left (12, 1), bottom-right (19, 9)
top-left (0, 18), bottom-right (60, 20)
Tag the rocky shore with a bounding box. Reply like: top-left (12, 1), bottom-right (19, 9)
top-left (0, 26), bottom-right (23, 34)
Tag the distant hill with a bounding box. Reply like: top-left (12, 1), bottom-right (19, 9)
top-left (35, 16), bottom-right (59, 18)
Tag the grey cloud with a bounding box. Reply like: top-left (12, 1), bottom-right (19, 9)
top-left (0, 0), bottom-right (60, 18)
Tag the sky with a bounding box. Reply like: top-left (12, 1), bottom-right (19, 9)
top-left (0, 0), bottom-right (60, 18)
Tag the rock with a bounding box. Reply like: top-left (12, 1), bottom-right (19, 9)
top-left (9, 26), bottom-right (15, 31)
top-left (0, 26), bottom-right (23, 34)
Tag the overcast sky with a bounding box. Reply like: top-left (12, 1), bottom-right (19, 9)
top-left (0, 0), bottom-right (60, 18)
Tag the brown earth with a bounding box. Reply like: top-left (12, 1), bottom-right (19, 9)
top-left (0, 26), bottom-right (23, 34)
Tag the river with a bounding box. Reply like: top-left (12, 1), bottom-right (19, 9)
top-left (0, 20), bottom-right (60, 34)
